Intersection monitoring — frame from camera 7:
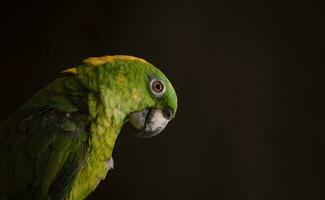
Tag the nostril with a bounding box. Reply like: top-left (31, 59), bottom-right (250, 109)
top-left (163, 108), bottom-right (173, 120)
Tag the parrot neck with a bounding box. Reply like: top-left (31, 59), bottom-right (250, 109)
top-left (88, 93), bottom-right (126, 158)
top-left (87, 87), bottom-right (132, 154)
top-left (82, 71), bottom-right (144, 161)
top-left (69, 91), bottom-right (127, 200)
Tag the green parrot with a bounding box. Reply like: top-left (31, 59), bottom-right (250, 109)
top-left (0, 55), bottom-right (177, 200)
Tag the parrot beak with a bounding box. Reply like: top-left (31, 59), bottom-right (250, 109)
top-left (128, 108), bottom-right (174, 138)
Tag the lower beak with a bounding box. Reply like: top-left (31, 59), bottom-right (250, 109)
top-left (128, 108), bottom-right (173, 138)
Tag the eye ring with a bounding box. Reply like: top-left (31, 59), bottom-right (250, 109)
top-left (150, 78), bottom-right (166, 97)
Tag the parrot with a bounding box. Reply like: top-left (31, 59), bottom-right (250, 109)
top-left (0, 55), bottom-right (177, 200)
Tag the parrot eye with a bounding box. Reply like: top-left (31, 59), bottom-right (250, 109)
top-left (150, 78), bottom-right (166, 97)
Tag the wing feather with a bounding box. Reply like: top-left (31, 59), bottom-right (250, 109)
top-left (0, 106), bottom-right (91, 200)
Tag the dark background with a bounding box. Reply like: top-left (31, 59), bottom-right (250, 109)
top-left (0, 1), bottom-right (323, 200)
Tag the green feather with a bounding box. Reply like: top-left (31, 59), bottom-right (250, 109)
top-left (28, 129), bottom-right (56, 157)
top-left (51, 132), bottom-right (72, 151)
top-left (0, 55), bottom-right (178, 200)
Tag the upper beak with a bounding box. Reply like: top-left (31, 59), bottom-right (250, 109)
top-left (128, 108), bottom-right (174, 138)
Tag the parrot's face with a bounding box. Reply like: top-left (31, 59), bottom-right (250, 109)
top-left (128, 75), bottom-right (177, 138)
top-left (124, 61), bottom-right (177, 138)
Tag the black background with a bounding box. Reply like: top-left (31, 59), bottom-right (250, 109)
top-left (0, 1), bottom-right (323, 200)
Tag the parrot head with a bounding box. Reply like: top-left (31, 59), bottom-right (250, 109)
top-left (127, 75), bottom-right (177, 138)
top-left (70, 55), bottom-right (177, 138)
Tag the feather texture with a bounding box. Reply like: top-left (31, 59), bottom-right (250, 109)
top-left (0, 76), bottom-right (91, 200)
top-left (0, 55), bottom-right (178, 200)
